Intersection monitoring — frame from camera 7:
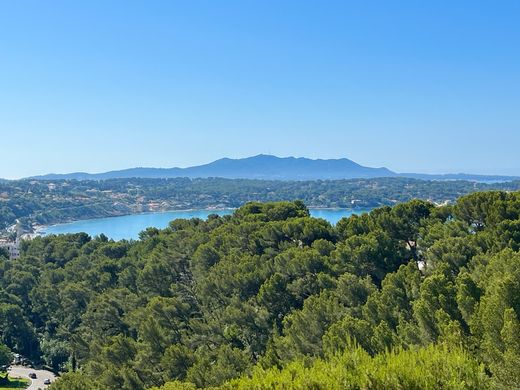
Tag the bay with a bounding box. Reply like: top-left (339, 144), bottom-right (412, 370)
top-left (42, 208), bottom-right (369, 241)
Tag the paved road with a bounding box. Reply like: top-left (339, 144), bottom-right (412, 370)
top-left (9, 365), bottom-right (56, 389)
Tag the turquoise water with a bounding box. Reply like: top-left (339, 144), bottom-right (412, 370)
top-left (310, 208), bottom-right (368, 225)
top-left (43, 208), bottom-right (368, 240)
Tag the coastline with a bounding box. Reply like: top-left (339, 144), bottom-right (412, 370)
top-left (34, 207), bottom-right (238, 237)
top-left (37, 206), bottom-right (367, 229)
top-left (36, 207), bottom-right (371, 237)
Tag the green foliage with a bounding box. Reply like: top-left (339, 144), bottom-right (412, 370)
top-left (0, 344), bottom-right (12, 372)
top-left (149, 381), bottom-right (196, 390)
top-left (48, 372), bottom-right (102, 390)
top-left (0, 377), bottom-right (30, 389)
top-left (222, 344), bottom-right (490, 389)
top-left (2, 192), bottom-right (520, 388)
top-left (185, 345), bottom-right (251, 388)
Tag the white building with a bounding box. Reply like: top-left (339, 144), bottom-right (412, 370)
top-left (0, 238), bottom-right (20, 259)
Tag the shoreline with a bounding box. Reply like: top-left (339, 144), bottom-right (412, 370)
top-left (34, 207), bottom-right (238, 236)
top-left (33, 206), bottom-right (370, 238)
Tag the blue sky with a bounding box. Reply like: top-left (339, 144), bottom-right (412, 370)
top-left (0, 1), bottom-right (519, 179)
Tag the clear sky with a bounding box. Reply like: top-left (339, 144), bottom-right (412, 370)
top-left (0, 1), bottom-right (519, 179)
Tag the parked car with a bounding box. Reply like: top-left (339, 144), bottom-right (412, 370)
top-left (44, 378), bottom-right (51, 385)
top-left (29, 372), bottom-right (37, 379)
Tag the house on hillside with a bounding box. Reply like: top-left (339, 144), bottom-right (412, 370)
top-left (0, 238), bottom-right (20, 259)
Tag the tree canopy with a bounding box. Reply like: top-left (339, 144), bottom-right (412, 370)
top-left (0, 191), bottom-right (518, 388)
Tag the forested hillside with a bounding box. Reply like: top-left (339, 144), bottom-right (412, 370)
top-left (1, 192), bottom-right (520, 388)
top-left (1, 177), bottom-right (520, 233)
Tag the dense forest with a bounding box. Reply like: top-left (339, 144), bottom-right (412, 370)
top-left (1, 177), bottom-right (520, 233)
top-left (0, 191), bottom-right (519, 388)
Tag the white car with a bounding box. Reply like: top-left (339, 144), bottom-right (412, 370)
top-left (44, 378), bottom-right (52, 385)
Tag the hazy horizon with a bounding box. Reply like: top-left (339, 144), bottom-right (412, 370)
top-left (1, 1), bottom-right (519, 178)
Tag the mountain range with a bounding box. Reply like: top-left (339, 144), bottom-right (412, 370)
top-left (28, 155), bottom-right (518, 182)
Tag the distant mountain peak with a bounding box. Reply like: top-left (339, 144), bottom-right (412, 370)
top-left (28, 155), bottom-right (517, 182)
top-left (28, 155), bottom-right (396, 181)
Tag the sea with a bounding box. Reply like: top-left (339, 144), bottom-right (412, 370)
top-left (42, 208), bottom-right (370, 241)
